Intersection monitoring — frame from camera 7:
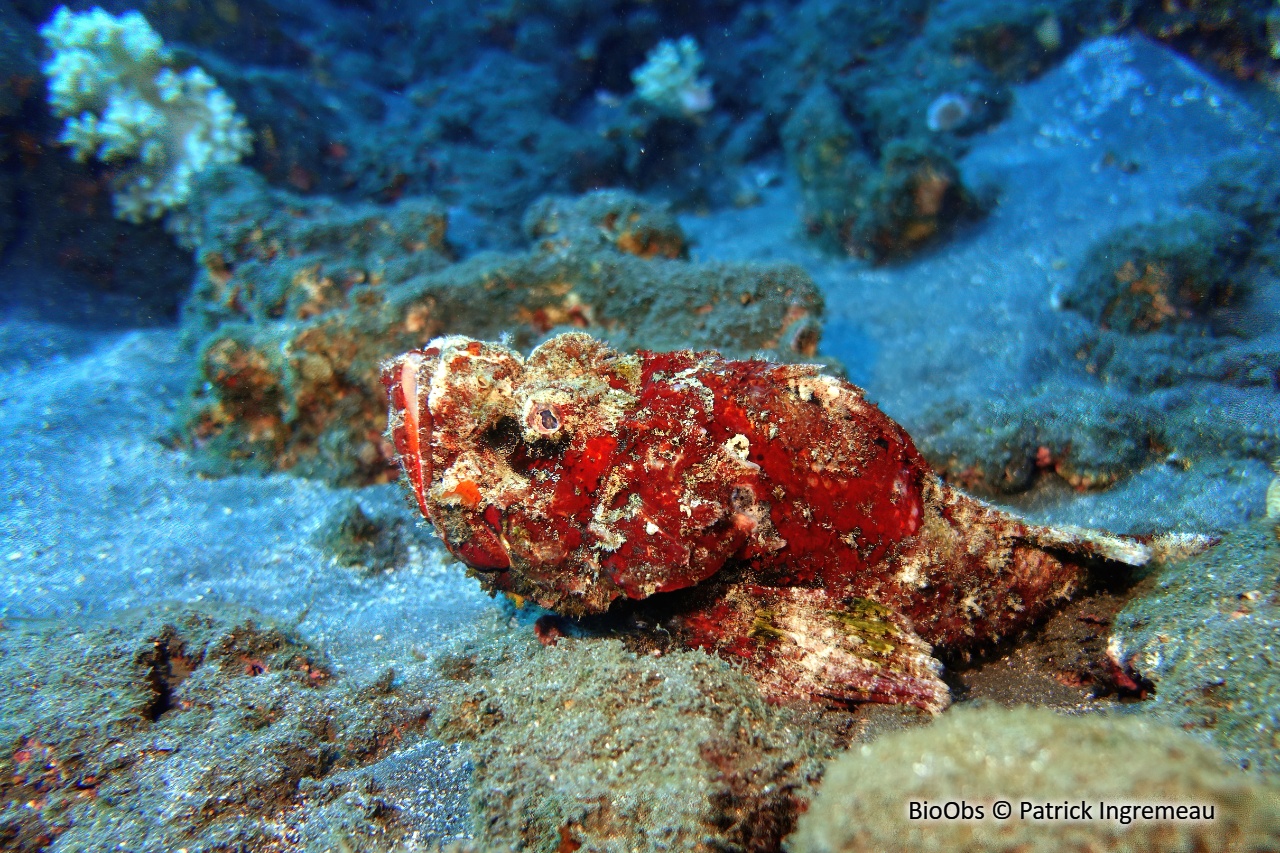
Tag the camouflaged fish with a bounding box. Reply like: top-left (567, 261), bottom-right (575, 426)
top-left (383, 333), bottom-right (1207, 713)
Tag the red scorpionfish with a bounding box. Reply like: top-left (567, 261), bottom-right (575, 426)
top-left (383, 333), bottom-right (1207, 713)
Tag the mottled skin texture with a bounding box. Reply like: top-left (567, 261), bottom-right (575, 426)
top-left (384, 334), bottom-right (1178, 713)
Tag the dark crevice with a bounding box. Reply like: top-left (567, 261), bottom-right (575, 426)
top-left (141, 636), bottom-right (198, 722)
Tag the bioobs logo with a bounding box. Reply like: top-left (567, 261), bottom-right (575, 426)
top-left (907, 799), bottom-right (1217, 824)
top-left (908, 801), bottom-right (986, 821)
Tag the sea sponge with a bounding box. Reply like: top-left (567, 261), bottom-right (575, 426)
top-left (788, 705), bottom-right (1280, 853)
top-left (40, 6), bottom-right (251, 223)
top-left (631, 36), bottom-right (713, 118)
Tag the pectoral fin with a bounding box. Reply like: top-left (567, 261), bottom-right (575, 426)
top-left (1023, 522), bottom-right (1218, 568)
top-left (676, 585), bottom-right (950, 715)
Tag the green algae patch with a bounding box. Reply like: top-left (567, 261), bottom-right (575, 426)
top-left (0, 603), bottom-right (440, 852)
top-left (431, 630), bottom-right (838, 852)
top-left (788, 705), bottom-right (1280, 853)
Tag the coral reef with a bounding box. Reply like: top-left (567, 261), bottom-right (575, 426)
top-left (782, 84), bottom-right (980, 260)
top-left (40, 6), bottom-right (251, 223)
top-left (431, 629), bottom-right (835, 851)
top-left (10, 6), bottom-right (1280, 851)
top-left (1110, 513), bottom-right (1280, 773)
top-left (178, 172), bottom-right (825, 485)
top-left (0, 603), bottom-right (451, 852)
top-left (16, 0), bottom-right (1280, 295)
top-left (385, 332), bottom-right (1209, 713)
top-left (631, 36), bottom-right (713, 118)
top-left (788, 705), bottom-right (1280, 853)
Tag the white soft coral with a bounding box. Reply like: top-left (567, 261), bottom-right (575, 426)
top-left (631, 36), bottom-right (713, 118)
top-left (41, 6), bottom-right (251, 223)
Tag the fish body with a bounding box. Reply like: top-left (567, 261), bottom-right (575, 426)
top-left (383, 333), bottom-right (1194, 712)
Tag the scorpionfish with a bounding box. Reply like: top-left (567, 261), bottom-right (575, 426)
top-left (383, 332), bottom-right (1199, 713)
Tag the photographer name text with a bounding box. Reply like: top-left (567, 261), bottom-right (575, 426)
top-left (907, 800), bottom-right (1216, 825)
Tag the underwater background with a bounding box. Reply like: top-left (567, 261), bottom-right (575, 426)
top-left (1, 0), bottom-right (1279, 849)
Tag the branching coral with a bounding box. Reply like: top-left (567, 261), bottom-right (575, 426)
top-left (40, 6), bottom-right (252, 223)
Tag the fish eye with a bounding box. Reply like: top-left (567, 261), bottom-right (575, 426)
top-left (528, 402), bottom-right (564, 436)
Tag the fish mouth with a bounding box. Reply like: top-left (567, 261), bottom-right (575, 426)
top-left (386, 336), bottom-right (534, 574)
top-left (382, 346), bottom-right (440, 520)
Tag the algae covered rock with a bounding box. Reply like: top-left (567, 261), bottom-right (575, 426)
top-left (782, 84), bottom-right (980, 261)
top-left (914, 159), bottom-right (1280, 496)
top-left (522, 188), bottom-right (688, 260)
top-left (782, 83), bottom-right (875, 256)
top-left (916, 381), bottom-right (1154, 494)
top-left (1062, 210), bottom-right (1250, 334)
top-left (853, 41), bottom-right (1010, 145)
top-left (433, 634), bottom-right (835, 852)
top-left (0, 603), bottom-right (449, 852)
top-left (931, 0), bottom-right (1081, 82)
top-left (788, 705), bottom-right (1280, 853)
top-left (1192, 153), bottom-right (1280, 254)
top-left (855, 140), bottom-right (980, 261)
top-left (178, 171), bottom-right (826, 485)
top-left (178, 166), bottom-right (455, 342)
top-left (1110, 514), bottom-right (1280, 774)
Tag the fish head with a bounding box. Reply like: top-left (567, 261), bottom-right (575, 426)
top-left (384, 333), bottom-right (642, 609)
top-left (383, 335), bottom-right (524, 570)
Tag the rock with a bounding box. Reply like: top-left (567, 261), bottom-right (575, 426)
top-left (0, 603), bottom-right (452, 851)
top-left (178, 173), bottom-right (827, 485)
top-left (788, 705), bottom-right (1280, 853)
top-left (1111, 514), bottom-right (1280, 774)
top-left (432, 634), bottom-right (836, 851)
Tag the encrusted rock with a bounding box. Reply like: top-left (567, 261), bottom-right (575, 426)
top-left (788, 705), bottom-right (1280, 853)
top-left (432, 633), bottom-right (834, 852)
top-left (177, 172), bottom-right (825, 484)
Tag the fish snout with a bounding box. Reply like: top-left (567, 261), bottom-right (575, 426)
top-left (382, 347), bottom-right (439, 520)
